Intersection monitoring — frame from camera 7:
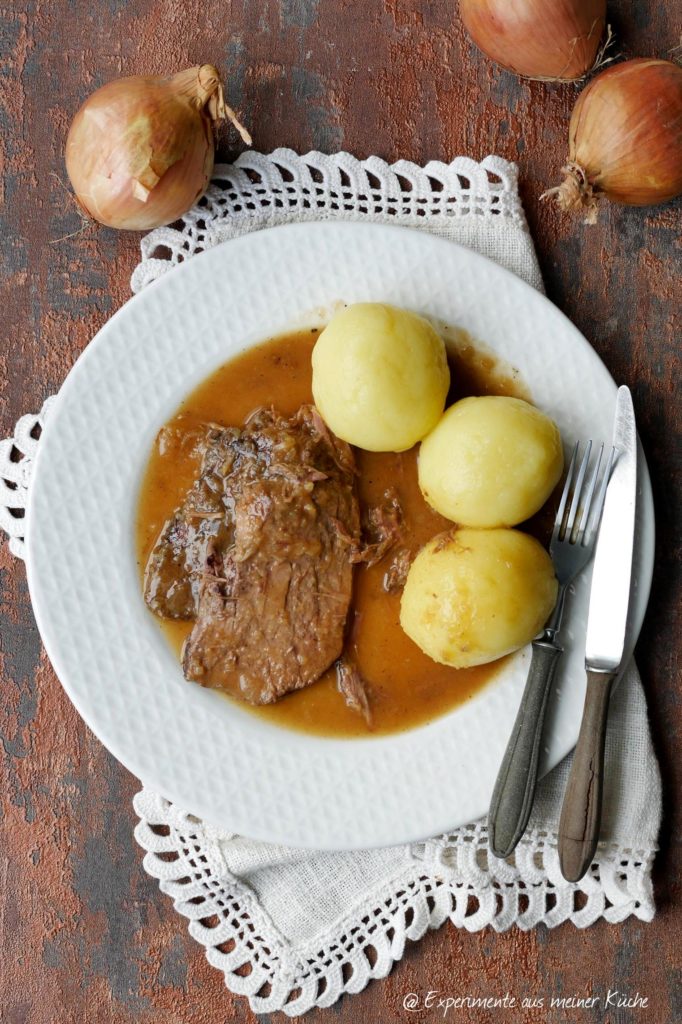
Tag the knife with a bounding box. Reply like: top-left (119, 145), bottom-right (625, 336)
top-left (558, 385), bottom-right (638, 882)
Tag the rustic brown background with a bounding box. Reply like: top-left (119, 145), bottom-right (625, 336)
top-left (1, 1), bottom-right (680, 1021)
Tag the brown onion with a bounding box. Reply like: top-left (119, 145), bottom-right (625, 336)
top-left (65, 65), bottom-right (251, 231)
top-left (459, 0), bottom-right (606, 82)
top-left (545, 59), bottom-right (682, 220)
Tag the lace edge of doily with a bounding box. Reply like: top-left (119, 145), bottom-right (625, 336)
top-left (0, 397), bottom-right (57, 559)
top-left (133, 789), bottom-right (656, 1018)
top-left (130, 150), bottom-right (527, 294)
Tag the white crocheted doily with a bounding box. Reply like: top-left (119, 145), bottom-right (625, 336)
top-left (1, 151), bottom-right (659, 1017)
top-left (133, 790), bottom-right (655, 1016)
top-left (130, 148), bottom-right (541, 294)
top-left (0, 397), bottom-right (56, 559)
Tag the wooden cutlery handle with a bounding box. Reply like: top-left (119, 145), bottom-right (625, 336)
top-left (489, 641), bottom-right (562, 858)
top-left (558, 670), bottom-right (615, 882)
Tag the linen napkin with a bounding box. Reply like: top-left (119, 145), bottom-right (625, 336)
top-left (1, 150), bottom-right (661, 1017)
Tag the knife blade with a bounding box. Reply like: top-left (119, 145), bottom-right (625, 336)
top-left (585, 385), bottom-right (638, 672)
top-left (558, 384), bottom-right (638, 881)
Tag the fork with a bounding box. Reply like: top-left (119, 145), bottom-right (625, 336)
top-left (488, 440), bottom-right (616, 859)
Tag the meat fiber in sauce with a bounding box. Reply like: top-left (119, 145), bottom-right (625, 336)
top-left (137, 327), bottom-right (534, 739)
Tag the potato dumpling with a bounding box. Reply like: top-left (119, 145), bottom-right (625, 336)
top-left (400, 528), bottom-right (557, 669)
top-left (418, 396), bottom-right (563, 527)
top-left (312, 303), bottom-right (450, 452)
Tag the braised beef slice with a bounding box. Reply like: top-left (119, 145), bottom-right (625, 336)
top-left (143, 426), bottom-right (239, 619)
top-left (181, 406), bottom-right (360, 704)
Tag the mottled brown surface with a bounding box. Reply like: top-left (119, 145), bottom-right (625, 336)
top-left (1, 1), bottom-right (680, 1021)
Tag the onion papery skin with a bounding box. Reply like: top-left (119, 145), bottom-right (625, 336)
top-left (564, 59), bottom-right (682, 209)
top-left (459, 0), bottom-right (606, 82)
top-left (65, 67), bottom-right (232, 230)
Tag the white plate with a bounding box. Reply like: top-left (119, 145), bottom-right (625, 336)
top-left (27, 222), bottom-right (654, 850)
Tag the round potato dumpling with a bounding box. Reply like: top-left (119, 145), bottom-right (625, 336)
top-left (312, 303), bottom-right (450, 452)
top-left (400, 528), bottom-right (557, 669)
top-left (418, 395), bottom-right (563, 527)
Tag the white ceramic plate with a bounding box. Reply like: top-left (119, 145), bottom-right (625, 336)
top-left (27, 222), bottom-right (654, 850)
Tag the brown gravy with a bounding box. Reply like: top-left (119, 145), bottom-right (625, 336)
top-left (136, 328), bottom-right (531, 738)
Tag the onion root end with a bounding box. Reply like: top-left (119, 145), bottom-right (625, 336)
top-left (541, 163), bottom-right (600, 224)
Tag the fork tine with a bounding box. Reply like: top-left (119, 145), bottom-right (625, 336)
top-left (575, 442), bottom-right (604, 545)
top-left (553, 442), bottom-right (579, 543)
top-left (583, 445), bottom-right (617, 545)
top-left (566, 440), bottom-right (592, 541)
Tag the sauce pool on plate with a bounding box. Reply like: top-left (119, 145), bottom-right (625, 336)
top-left (136, 327), bottom-right (530, 738)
